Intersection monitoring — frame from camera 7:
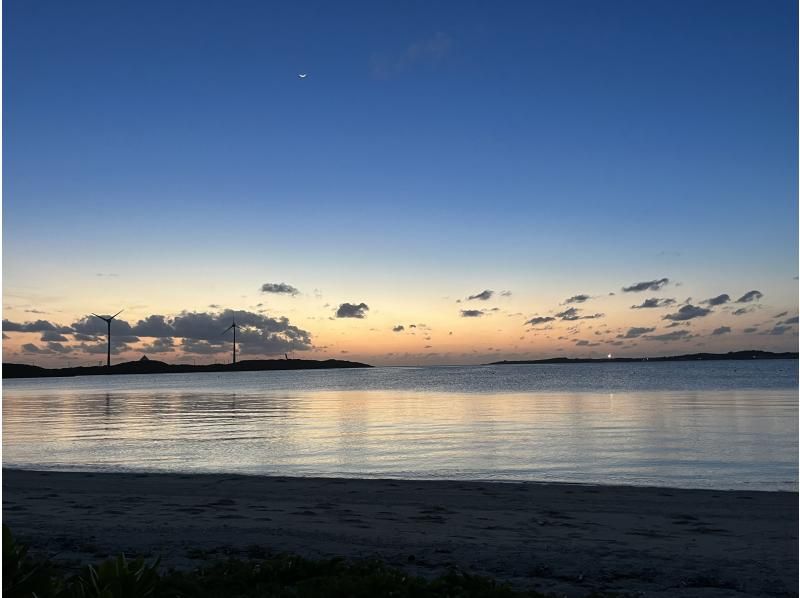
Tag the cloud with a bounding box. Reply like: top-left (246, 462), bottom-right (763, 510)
top-left (500, 290), bottom-right (512, 297)
top-left (467, 290), bottom-right (494, 301)
top-left (743, 327), bottom-right (758, 334)
top-left (24, 309), bottom-right (48, 314)
top-left (22, 343), bottom-right (52, 354)
top-left (711, 326), bottom-right (731, 336)
top-left (643, 330), bottom-right (693, 341)
top-left (732, 307), bottom-right (754, 316)
top-left (765, 325), bottom-right (793, 336)
top-left (46, 342), bottom-right (73, 354)
top-left (782, 316), bottom-right (798, 325)
top-left (10, 308), bottom-right (314, 359)
top-left (555, 307), bottom-right (603, 321)
top-left (564, 294), bottom-right (591, 304)
top-left (71, 315), bottom-right (134, 336)
top-left (735, 290), bottom-right (763, 303)
top-left (141, 338), bottom-right (175, 354)
top-left (3, 319), bottom-right (70, 333)
top-left (392, 325), bottom-right (405, 332)
top-left (622, 278), bottom-right (669, 293)
top-left (460, 309), bottom-right (484, 318)
top-left (131, 315), bottom-right (174, 338)
top-left (702, 294), bottom-right (731, 306)
top-left (630, 297), bottom-right (676, 309)
top-left (180, 339), bottom-right (227, 355)
top-left (40, 331), bottom-right (68, 342)
top-left (261, 282), bottom-right (300, 296)
top-left (371, 32), bottom-right (453, 78)
top-left (525, 316), bottom-right (556, 326)
top-left (662, 305), bottom-right (712, 321)
top-left (335, 303), bottom-right (369, 319)
top-left (620, 327), bottom-right (656, 339)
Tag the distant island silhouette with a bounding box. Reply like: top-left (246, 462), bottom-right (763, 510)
top-left (488, 350), bottom-right (798, 365)
top-left (2, 357), bottom-right (372, 379)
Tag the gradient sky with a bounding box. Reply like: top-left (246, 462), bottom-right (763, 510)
top-left (3, 0), bottom-right (798, 366)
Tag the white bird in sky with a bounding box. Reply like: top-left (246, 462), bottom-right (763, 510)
top-left (298, 73), bottom-right (307, 79)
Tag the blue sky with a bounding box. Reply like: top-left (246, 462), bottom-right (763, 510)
top-left (3, 0), bottom-right (798, 365)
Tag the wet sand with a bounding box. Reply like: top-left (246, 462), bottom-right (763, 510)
top-left (3, 469), bottom-right (797, 597)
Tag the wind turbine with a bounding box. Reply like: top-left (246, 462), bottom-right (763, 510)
top-left (222, 317), bottom-right (242, 365)
top-left (91, 309), bottom-right (123, 367)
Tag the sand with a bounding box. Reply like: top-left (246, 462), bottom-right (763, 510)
top-left (2, 469), bottom-right (797, 597)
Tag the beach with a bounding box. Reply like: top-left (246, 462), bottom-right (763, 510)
top-left (3, 469), bottom-right (797, 597)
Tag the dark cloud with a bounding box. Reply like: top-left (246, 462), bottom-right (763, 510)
top-left (460, 309), bottom-right (484, 318)
top-left (643, 330), bottom-right (693, 341)
top-left (46, 342), bottom-right (73, 354)
top-left (141, 338), bottom-right (175, 354)
top-left (782, 316), bottom-right (798, 325)
top-left (11, 308), bottom-right (314, 359)
top-left (392, 325), bottom-right (405, 332)
top-left (662, 305), bottom-right (712, 321)
top-left (575, 340), bottom-right (590, 346)
top-left (24, 309), bottom-right (48, 314)
top-left (743, 327), bottom-right (758, 334)
top-left (732, 307), bottom-right (753, 316)
top-left (73, 333), bottom-right (99, 342)
top-left (664, 321), bottom-right (690, 328)
top-left (564, 294), bottom-right (591, 304)
top-left (555, 307), bottom-right (603, 321)
top-left (500, 290), bottom-right (512, 297)
top-left (467, 290), bottom-right (493, 301)
top-left (180, 339), bottom-right (227, 355)
top-left (77, 337), bottom-right (133, 355)
top-left (620, 327), bottom-right (656, 339)
top-left (3, 319), bottom-right (70, 333)
top-left (131, 315), bottom-right (173, 338)
top-left (71, 315), bottom-right (134, 336)
top-left (525, 316), bottom-right (556, 326)
top-left (335, 303), bottom-right (369, 319)
top-left (766, 325), bottom-right (793, 336)
top-left (261, 282), bottom-right (300, 296)
top-left (735, 290), bottom-right (763, 303)
top-left (711, 326), bottom-right (731, 336)
top-left (622, 278), bottom-right (669, 293)
top-left (22, 343), bottom-right (51, 354)
top-left (702, 294), bottom-right (731, 306)
top-left (194, 310), bottom-right (313, 355)
top-left (40, 331), bottom-right (68, 342)
top-left (630, 297), bottom-right (676, 309)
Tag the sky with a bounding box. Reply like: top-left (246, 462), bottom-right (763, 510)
top-left (3, 0), bottom-right (798, 367)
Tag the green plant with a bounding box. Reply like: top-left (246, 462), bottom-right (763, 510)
top-left (66, 555), bottom-right (160, 598)
top-left (3, 524), bottom-right (57, 598)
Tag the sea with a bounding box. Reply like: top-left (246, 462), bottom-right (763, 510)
top-left (3, 360), bottom-right (797, 491)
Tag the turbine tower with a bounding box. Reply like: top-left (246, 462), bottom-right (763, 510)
top-left (91, 309), bottom-right (123, 368)
top-left (222, 317), bottom-right (242, 365)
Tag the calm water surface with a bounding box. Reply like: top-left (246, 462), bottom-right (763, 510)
top-left (3, 361), bottom-right (797, 490)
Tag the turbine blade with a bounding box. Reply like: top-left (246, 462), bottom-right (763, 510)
top-left (91, 313), bottom-right (102, 319)
top-left (111, 309), bottom-right (123, 319)
top-left (221, 324), bottom-right (234, 334)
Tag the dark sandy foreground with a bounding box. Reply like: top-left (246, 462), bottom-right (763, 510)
top-left (3, 469), bottom-right (797, 597)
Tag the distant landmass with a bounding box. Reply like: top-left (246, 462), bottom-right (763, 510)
top-left (2, 357), bottom-right (372, 379)
top-left (489, 350), bottom-right (799, 365)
